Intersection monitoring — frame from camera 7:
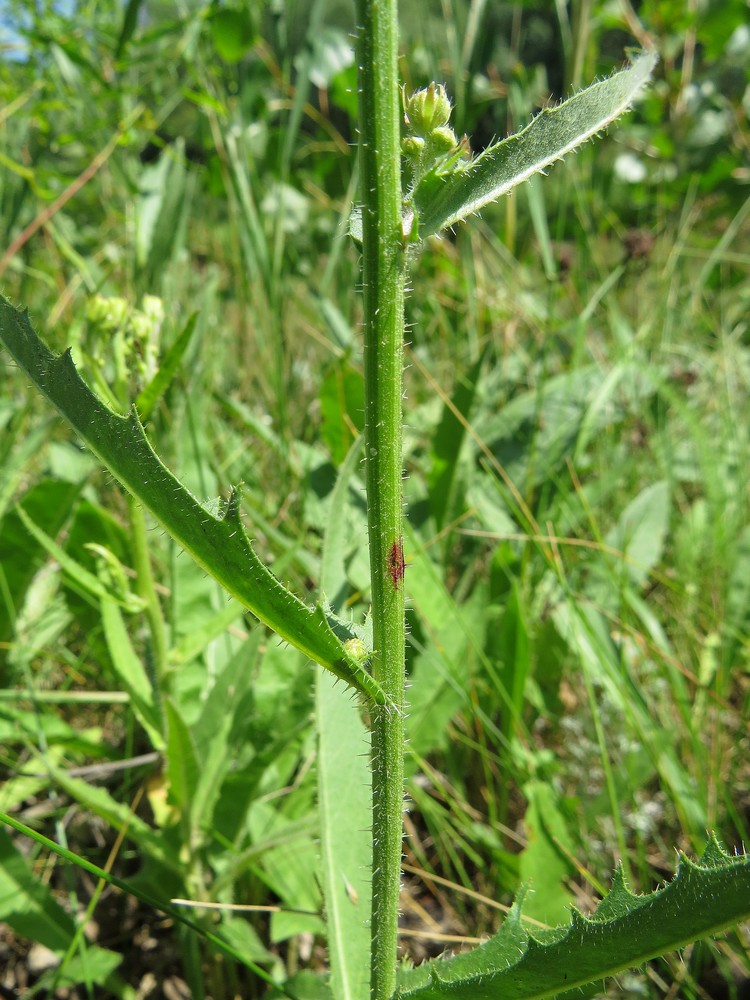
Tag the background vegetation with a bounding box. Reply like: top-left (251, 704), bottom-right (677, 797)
top-left (1, 0), bottom-right (748, 997)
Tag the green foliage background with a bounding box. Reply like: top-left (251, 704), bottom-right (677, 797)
top-left (0, 0), bottom-right (748, 997)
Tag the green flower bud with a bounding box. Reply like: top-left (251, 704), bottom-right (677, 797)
top-left (141, 294), bottom-right (165, 327)
top-left (402, 134), bottom-right (426, 160)
top-left (86, 294), bottom-right (129, 331)
top-left (403, 82), bottom-right (452, 136)
top-left (427, 125), bottom-right (459, 155)
top-left (344, 637), bottom-right (369, 665)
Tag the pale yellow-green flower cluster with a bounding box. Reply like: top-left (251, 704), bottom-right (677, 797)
top-left (77, 293), bottom-right (165, 404)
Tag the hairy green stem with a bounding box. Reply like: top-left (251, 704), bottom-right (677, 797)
top-left (356, 0), bottom-right (407, 996)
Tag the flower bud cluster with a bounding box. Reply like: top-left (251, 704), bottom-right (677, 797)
top-left (401, 83), bottom-right (468, 185)
top-left (82, 293), bottom-right (165, 396)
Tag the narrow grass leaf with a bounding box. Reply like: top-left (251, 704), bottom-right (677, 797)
top-left (495, 581), bottom-right (530, 741)
top-left (115, 0), bottom-right (143, 58)
top-left (552, 599), bottom-right (708, 835)
top-left (137, 141), bottom-right (189, 287)
top-left (135, 312), bottom-right (199, 422)
top-left (47, 765), bottom-right (181, 873)
top-left (428, 349), bottom-right (484, 533)
top-left (723, 524), bottom-right (750, 670)
top-left (0, 812), bottom-right (290, 992)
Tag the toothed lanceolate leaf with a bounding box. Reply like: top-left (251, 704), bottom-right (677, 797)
top-left (394, 836), bottom-right (750, 1000)
top-left (0, 296), bottom-right (388, 706)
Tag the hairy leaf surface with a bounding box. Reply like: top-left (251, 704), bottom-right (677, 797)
top-left (395, 838), bottom-right (750, 999)
top-left (411, 51), bottom-right (657, 239)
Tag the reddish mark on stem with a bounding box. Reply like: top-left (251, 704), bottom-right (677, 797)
top-left (387, 538), bottom-right (405, 590)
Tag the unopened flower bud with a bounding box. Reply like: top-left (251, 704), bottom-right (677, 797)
top-left (428, 125), bottom-right (459, 154)
top-left (404, 83), bottom-right (452, 135)
top-left (86, 295), bottom-right (129, 331)
top-left (402, 134), bottom-right (426, 159)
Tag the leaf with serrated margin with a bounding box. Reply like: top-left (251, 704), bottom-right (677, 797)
top-left (411, 51), bottom-right (657, 240)
top-left (395, 836), bottom-right (750, 1000)
top-left (0, 296), bottom-right (387, 707)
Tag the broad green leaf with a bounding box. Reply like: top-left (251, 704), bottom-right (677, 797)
top-left (209, 7), bottom-right (257, 64)
top-left (307, 28), bottom-right (354, 89)
top-left (0, 826), bottom-right (77, 951)
top-left (410, 52), bottom-right (657, 239)
top-left (0, 413), bottom-right (53, 523)
top-left (187, 631), bottom-right (263, 835)
top-left (404, 524), bottom-right (505, 758)
top-left (55, 947), bottom-right (123, 987)
top-left (164, 698), bottom-right (200, 816)
top-left (0, 298), bottom-right (387, 707)
top-left (476, 363), bottom-right (657, 492)
top-left (316, 672), bottom-right (372, 1000)
top-left (169, 599), bottom-right (246, 664)
top-left (404, 534), bottom-right (473, 757)
top-left (218, 916), bottom-right (274, 965)
top-left (0, 479), bottom-right (80, 646)
top-left (269, 971), bottom-right (334, 1000)
top-left (100, 596), bottom-right (164, 749)
top-left (320, 362), bottom-right (365, 466)
top-left (315, 439), bottom-right (372, 1000)
top-left (244, 801), bottom-right (323, 942)
top-left (319, 436), bottom-right (366, 611)
top-left (605, 480), bottom-right (670, 590)
top-left (395, 838), bottom-right (750, 999)
top-left (518, 781), bottom-right (575, 925)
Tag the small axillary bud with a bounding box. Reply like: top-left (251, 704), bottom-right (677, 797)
top-left (344, 637), bottom-right (370, 666)
top-left (403, 82), bottom-right (453, 136)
